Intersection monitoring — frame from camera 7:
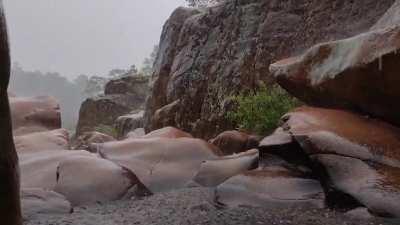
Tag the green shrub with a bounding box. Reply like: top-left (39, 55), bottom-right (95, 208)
top-left (94, 124), bottom-right (118, 138)
top-left (227, 85), bottom-right (299, 135)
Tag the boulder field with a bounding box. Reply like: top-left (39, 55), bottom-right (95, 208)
top-left (75, 75), bottom-right (150, 137)
top-left (15, 0), bottom-right (400, 223)
top-left (12, 96), bottom-right (265, 219)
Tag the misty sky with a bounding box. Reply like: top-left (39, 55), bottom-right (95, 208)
top-left (4, 0), bottom-right (185, 79)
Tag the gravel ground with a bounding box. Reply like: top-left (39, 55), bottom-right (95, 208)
top-left (25, 188), bottom-right (398, 225)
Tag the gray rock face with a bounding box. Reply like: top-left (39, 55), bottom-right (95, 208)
top-left (105, 76), bottom-right (149, 96)
top-left (76, 76), bottom-right (150, 137)
top-left (144, 0), bottom-right (394, 139)
top-left (372, 0), bottom-right (400, 30)
top-left (115, 111), bottom-right (144, 139)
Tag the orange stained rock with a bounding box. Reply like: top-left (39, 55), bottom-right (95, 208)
top-left (285, 106), bottom-right (400, 163)
top-left (10, 96), bottom-right (61, 135)
top-left (142, 127), bottom-right (193, 139)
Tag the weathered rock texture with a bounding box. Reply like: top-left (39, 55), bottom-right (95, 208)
top-left (262, 106), bottom-right (400, 217)
top-left (10, 96), bottom-right (61, 136)
top-left (71, 131), bottom-right (116, 151)
top-left (271, 22), bottom-right (400, 127)
top-left (105, 76), bottom-right (149, 96)
top-left (372, 0), bottom-right (400, 30)
top-left (210, 130), bottom-right (260, 155)
top-left (76, 76), bottom-right (149, 136)
top-left (115, 111), bottom-right (144, 139)
top-left (215, 167), bottom-right (324, 209)
top-left (144, 0), bottom-right (394, 138)
top-left (98, 137), bottom-right (220, 193)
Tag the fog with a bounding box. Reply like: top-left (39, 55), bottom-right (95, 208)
top-left (4, 0), bottom-right (185, 78)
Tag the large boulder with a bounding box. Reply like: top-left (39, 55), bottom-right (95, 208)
top-left (9, 96), bottom-right (61, 136)
top-left (19, 149), bottom-right (148, 206)
top-left (210, 130), bottom-right (260, 155)
top-left (54, 156), bottom-right (149, 206)
top-left (270, 2), bottom-right (400, 126)
top-left (144, 0), bottom-right (394, 139)
top-left (263, 106), bottom-right (400, 217)
top-left (215, 166), bottom-right (324, 209)
top-left (98, 137), bottom-right (221, 193)
top-left (193, 149), bottom-right (259, 187)
top-left (14, 129), bottom-right (70, 153)
top-left (16, 127), bottom-right (147, 206)
top-left (76, 76), bottom-right (150, 137)
top-left (19, 149), bottom-right (93, 190)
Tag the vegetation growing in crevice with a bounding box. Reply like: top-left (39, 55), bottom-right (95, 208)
top-left (94, 124), bottom-right (119, 138)
top-left (227, 85), bottom-right (299, 135)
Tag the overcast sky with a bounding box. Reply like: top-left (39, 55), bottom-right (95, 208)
top-left (3, 0), bottom-right (185, 79)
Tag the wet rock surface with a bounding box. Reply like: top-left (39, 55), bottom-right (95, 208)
top-left (215, 167), bottom-right (324, 209)
top-left (54, 156), bottom-right (148, 206)
top-left (193, 149), bottom-right (259, 187)
top-left (97, 136), bottom-right (221, 193)
top-left (71, 131), bottom-right (116, 152)
top-left (144, 0), bottom-right (394, 139)
top-left (75, 95), bottom-right (143, 137)
top-left (271, 20), bottom-right (400, 127)
top-left (210, 130), bottom-right (260, 155)
top-left (10, 96), bottom-right (61, 135)
top-left (76, 76), bottom-right (149, 137)
top-left (104, 76), bottom-right (149, 96)
top-left (141, 126), bottom-right (193, 139)
top-left (16, 1), bottom-right (400, 222)
top-left (14, 129), bottom-right (70, 153)
top-left (115, 111), bottom-right (144, 139)
top-left (261, 106), bottom-right (400, 217)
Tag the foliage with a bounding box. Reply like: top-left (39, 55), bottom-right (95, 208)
top-left (108, 69), bottom-right (127, 78)
top-left (93, 124), bottom-right (118, 138)
top-left (108, 64), bottom-right (139, 78)
top-left (10, 63), bottom-right (89, 130)
top-left (140, 45), bottom-right (159, 76)
top-left (83, 76), bottom-right (108, 97)
top-left (185, 0), bottom-right (223, 7)
top-left (227, 85), bottom-right (299, 135)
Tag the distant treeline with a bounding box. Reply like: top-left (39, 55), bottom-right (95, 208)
top-left (8, 45), bottom-right (157, 132)
top-left (9, 63), bottom-right (106, 131)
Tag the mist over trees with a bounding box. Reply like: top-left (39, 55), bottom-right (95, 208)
top-left (9, 63), bottom-right (90, 130)
top-left (9, 45), bottom-right (157, 132)
top-left (141, 45), bottom-right (159, 76)
top-left (186, 0), bottom-right (223, 7)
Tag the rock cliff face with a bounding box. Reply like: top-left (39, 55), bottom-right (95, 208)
top-left (144, 0), bottom-right (394, 139)
top-left (76, 76), bottom-right (149, 137)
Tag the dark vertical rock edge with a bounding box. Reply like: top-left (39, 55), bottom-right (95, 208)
top-left (0, 1), bottom-right (22, 224)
